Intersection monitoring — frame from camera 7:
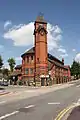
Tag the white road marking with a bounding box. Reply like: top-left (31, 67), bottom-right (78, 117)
top-left (25, 104), bottom-right (35, 108)
top-left (0, 101), bottom-right (6, 104)
top-left (0, 104), bottom-right (35, 119)
top-left (0, 111), bottom-right (19, 120)
top-left (25, 90), bottom-right (36, 93)
top-left (73, 98), bottom-right (80, 106)
top-left (48, 102), bottom-right (60, 105)
top-left (78, 98), bottom-right (80, 102)
top-left (76, 85), bottom-right (80, 87)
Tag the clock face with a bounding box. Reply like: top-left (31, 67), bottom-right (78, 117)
top-left (40, 30), bottom-right (44, 36)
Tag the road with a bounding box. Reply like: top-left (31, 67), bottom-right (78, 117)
top-left (0, 80), bottom-right (80, 120)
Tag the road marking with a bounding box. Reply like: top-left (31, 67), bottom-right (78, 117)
top-left (57, 106), bottom-right (74, 120)
top-left (0, 111), bottom-right (19, 120)
top-left (0, 101), bottom-right (6, 104)
top-left (0, 104), bottom-right (35, 119)
top-left (25, 90), bottom-right (36, 93)
top-left (25, 104), bottom-right (35, 108)
top-left (76, 85), bottom-right (80, 87)
top-left (78, 98), bottom-right (80, 103)
top-left (73, 98), bottom-right (80, 106)
top-left (54, 105), bottom-right (75, 120)
top-left (48, 102), bottom-right (60, 105)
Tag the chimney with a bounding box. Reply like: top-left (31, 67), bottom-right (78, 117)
top-left (62, 58), bottom-right (64, 65)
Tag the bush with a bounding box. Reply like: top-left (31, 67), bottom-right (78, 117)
top-left (18, 80), bottom-right (23, 85)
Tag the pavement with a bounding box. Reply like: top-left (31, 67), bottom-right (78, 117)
top-left (0, 80), bottom-right (80, 120)
top-left (67, 105), bottom-right (80, 120)
top-left (0, 90), bottom-right (10, 96)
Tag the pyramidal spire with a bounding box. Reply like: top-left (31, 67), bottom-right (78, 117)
top-left (36, 12), bottom-right (47, 23)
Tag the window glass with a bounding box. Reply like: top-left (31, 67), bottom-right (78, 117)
top-left (30, 68), bottom-right (33, 74)
top-left (27, 56), bottom-right (29, 63)
top-left (25, 68), bottom-right (29, 74)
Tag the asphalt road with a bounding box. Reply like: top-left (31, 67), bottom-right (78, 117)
top-left (0, 80), bottom-right (80, 120)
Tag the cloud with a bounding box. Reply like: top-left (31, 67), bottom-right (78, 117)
top-left (3, 22), bottom-right (34, 46)
top-left (3, 22), bottom-right (62, 52)
top-left (47, 24), bottom-right (62, 51)
top-left (72, 49), bottom-right (76, 52)
top-left (58, 46), bottom-right (68, 58)
top-left (58, 48), bottom-right (66, 54)
top-left (75, 53), bottom-right (80, 62)
top-left (4, 20), bottom-right (12, 29)
top-left (60, 53), bottom-right (68, 58)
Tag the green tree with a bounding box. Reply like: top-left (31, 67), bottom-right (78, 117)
top-left (2, 68), bottom-right (9, 76)
top-left (0, 55), bottom-right (3, 72)
top-left (7, 58), bottom-right (16, 72)
top-left (70, 60), bottom-right (80, 78)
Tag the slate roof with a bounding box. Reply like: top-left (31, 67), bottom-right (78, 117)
top-left (48, 53), bottom-right (63, 65)
top-left (21, 47), bottom-right (67, 69)
top-left (36, 15), bottom-right (47, 23)
top-left (21, 47), bottom-right (35, 57)
top-left (48, 58), bottom-right (68, 70)
top-left (15, 65), bottom-right (22, 69)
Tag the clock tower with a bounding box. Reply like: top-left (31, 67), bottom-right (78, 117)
top-left (34, 15), bottom-right (48, 86)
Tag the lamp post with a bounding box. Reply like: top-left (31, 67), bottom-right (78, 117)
top-left (49, 71), bottom-right (51, 77)
top-left (34, 71), bottom-right (36, 86)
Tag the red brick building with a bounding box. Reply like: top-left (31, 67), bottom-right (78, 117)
top-left (19, 15), bottom-right (71, 86)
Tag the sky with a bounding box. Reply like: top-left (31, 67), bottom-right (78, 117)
top-left (0, 0), bottom-right (80, 69)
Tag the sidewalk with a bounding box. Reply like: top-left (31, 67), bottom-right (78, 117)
top-left (8, 80), bottom-right (74, 88)
top-left (67, 106), bottom-right (80, 120)
top-left (0, 80), bottom-right (75, 97)
top-left (0, 90), bottom-right (10, 96)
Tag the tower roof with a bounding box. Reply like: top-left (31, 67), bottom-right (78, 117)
top-left (36, 13), bottom-right (47, 23)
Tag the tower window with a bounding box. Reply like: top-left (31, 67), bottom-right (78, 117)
top-left (37, 58), bottom-right (39, 62)
top-left (27, 56), bottom-right (29, 63)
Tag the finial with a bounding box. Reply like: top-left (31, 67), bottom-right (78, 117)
top-left (37, 12), bottom-right (44, 20)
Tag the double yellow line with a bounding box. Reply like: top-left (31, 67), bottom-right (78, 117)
top-left (54, 105), bottom-right (75, 120)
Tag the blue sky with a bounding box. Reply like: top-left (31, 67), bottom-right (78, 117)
top-left (0, 0), bottom-right (80, 68)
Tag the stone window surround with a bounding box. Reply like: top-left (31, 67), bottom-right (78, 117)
top-left (30, 68), bottom-right (34, 74)
top-left (25, 68), bottom-right (34, 75)
top-left (25, 68), bottom-right (29, 75)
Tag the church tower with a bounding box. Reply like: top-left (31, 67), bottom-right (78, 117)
top-left (34, 14), bottom-right (48, 86)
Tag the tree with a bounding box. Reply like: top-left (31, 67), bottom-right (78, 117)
top-left (7, 58), bottom-right (16, 72)
top-left (70, 60), bottom-right (80, 78)
top-left (2, 68), bottom-right (9, 76)
top-left (0, 55), bottom-right (3, 70)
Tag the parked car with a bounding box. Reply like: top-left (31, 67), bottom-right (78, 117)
top-left (0, 79), bottom-right (8, 86)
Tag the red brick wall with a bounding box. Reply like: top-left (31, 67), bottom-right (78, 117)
top-left (22, 54), bottom-right (34, 80)
top-left (34, 22), bottom-right (48, 79)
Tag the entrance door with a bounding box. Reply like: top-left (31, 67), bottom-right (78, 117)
top-left (41, 78), bottom-right (45, 86)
